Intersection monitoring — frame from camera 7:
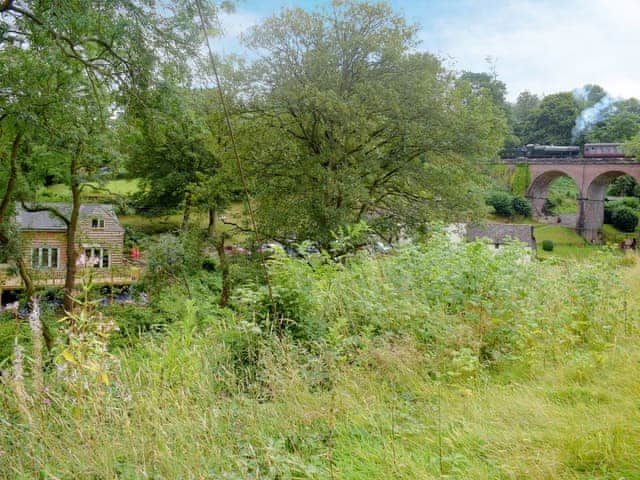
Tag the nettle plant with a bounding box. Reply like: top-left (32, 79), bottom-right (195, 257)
top-left (55, 255), bottom-right (120, 400)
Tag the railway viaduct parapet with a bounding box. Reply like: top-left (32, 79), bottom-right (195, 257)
top-left (502, 158), bottom-right (640, 242)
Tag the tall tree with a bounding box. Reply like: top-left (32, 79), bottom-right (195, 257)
top-left (527, 92), bottom-right (580, 145)
top-left (1, 0), bottom-right (218, 311)
top-left (242, 1), bottom-right (506, 245)
top-left (586, 110), bottom-right (640, 143)
top-left (124, 86), bottom-right (223, 228)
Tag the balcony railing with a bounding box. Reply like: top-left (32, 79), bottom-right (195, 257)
top-left (0, 263), bottom-right (141, 290)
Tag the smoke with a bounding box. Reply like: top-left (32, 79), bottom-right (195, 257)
top-left (571, 88), bottom-right (619, 141)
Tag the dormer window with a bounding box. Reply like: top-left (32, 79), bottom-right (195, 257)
top-left (91, 218), bottom-right (105, 229)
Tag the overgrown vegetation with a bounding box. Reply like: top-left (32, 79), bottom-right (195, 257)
top-left (2, 1), bottom-right (640, 478)
top-left (2, 238), bottom-right (639, 478)
top-left (486, 191), bottom-right (532, 218)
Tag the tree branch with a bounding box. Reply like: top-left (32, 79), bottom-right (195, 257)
top-left (19, 201), bottom-right (70, 226)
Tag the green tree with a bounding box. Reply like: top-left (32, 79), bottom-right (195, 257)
top-left (1, 0), bottom-right (218, 311)
top-left (586, 111), bottom-right (640, 143)
top-left (528, 92), bottom-right (581, 145)
top-left (510, 91), bottom-right (540, 144)
top-left (459, 71), bottom-right (508, 111)
top-left (125, 85), bottom-right (223, 229)
top-left (242, 1), bottom-right (506, 245)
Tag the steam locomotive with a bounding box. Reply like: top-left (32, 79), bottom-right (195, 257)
top-left (507, 143), bottom-right (629, 159)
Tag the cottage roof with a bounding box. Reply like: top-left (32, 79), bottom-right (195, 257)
top-left (466, 223), bottom-right (536, 249)
top-left (15, 203), bottom-right (124, 232)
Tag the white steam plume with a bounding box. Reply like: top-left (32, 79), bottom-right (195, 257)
top-left (572, 91), bottom-right (619, 141)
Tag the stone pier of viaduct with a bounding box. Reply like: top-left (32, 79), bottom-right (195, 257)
top-left (503, 158), bottom-right (640, 243)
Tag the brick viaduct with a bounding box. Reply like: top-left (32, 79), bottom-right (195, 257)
top-left (503, 158), bottom-right (640, 243)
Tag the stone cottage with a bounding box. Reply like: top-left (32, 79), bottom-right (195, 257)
top-left (15, 203), bottom-right (125, 274)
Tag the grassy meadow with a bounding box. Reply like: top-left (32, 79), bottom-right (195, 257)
top-left (5, 178), bottom-right (638, 478)
top-left (2, 237), bottom-right (640, 478)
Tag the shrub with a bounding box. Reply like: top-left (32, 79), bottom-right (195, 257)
top-left (542, 240), bottom-right (554, 251)
top-left (612, 206), bottom-right (639, 232)
top-left (487, 191), bottom-right (514, 217)
top-left (542, 198), bottom-right (557, 215)
top-left (512, 196), bottom-right (532, 217)
top-left (604, 203), bottom-right (616, 224)
top-left (622, 197), bottom-right (640, 210)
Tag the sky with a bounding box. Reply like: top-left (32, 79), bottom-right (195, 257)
top-left (214, 0), bottom-right (640, 101)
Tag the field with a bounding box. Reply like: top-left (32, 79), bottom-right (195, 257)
top-left (37, 179), bottom-right (141, 202)
top-left (2, 238), bottom-right (639, 478)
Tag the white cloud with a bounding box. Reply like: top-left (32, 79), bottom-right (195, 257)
top-left (212, 8), bottom-right (261, 56)
top-left (217, 9), bottom-right (261, 37)
top-left (418, 0), bottom-right (640, 100)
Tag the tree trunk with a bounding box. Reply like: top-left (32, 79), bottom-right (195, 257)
top-left (214, 235), bottom-right (230, 308)
top-left (63, 156), bottom-right (81, 313)
top-left (0, 132), bottom-right (22, 222)
top-left (207, 207), bottom-right (216, 237)
top-left (0, 133), bottom-right (53, 350)
top-left (16, 257), bottom-right (34, 303)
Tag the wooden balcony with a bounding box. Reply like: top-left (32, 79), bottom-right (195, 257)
top-left (0, 263), bottom-right (141, 291)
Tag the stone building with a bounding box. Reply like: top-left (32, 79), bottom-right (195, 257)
top-left (465, 223), bottom-right (537, 251)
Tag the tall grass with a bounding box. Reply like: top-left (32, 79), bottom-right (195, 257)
top-left (1, 238), bottom-right (639, 478)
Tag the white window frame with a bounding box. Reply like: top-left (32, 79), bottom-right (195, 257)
top-left (83, 247), bottom-right (110, 268)
top-left (31, 247), bottom-right (59, 269)
top-left (91, 218), bottom-right (105, 229)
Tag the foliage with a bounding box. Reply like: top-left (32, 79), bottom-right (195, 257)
top-left (329, 221), bottom-right (371, 259)
top-left (511, 164), bottom-right (531, 196)
top-left (525, 92), bottom-right (581, 145)
top-left (604, 203), bottom-right (615, 224)
top-left (542, 239), bottom-right (554, 251)
top-left (509, 90), bottom-right (540, 145)
top-left (543, 198), bottom-right (557, 215)
top-left (55, 276), bottom-right (119, 397)
top-left (242, 1), bottom-right (506, 246)
top-left (511, 196), bottom-right (532, 217)
top-left (608, 175), bottom-right (640, 197)
top-left (2, 236), bottom-right (639, 478)
top-left (611, 206), bottom-right (639, 232)
top-left (585, 111), bottom-right (640, 143)
top-left (486, 191), bottom-right (514, 217)
top-left (124, 85), bottom-right (231, 224)
top-left (142, 230), bottom-right (205, 295)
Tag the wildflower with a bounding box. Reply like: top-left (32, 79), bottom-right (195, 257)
top-left (12, 343), bottom-right (23, 383)
top-left (28, 298), bottom-right (42, 335)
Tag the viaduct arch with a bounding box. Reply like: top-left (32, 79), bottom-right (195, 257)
top-left (522, 159), bottom-right (640, 243)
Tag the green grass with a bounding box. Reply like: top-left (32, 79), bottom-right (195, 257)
top-left (37, 179), bottom-right (141, 202)
top-left (532, 225), bottom-right (603, 260)
top-left (548, 177), bottom-right (579, 214)
top-left (2, 241), bottom-right (640, 478)
top-left (120, 201), bottom-right (247, 240)
top-left (601, 224), bottom-right (636, 244)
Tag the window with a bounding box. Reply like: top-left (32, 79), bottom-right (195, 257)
top-left (84, 247), bottom-right (109, 268)
top-left (91, 218), bottom-right (105, 229)
top-left (31, 247), bottom-right (59, 269)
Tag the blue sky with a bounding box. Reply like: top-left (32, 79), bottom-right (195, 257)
top-left (215, 0), bottom-right (640, 101)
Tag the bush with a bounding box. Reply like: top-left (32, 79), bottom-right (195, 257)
top-left (542, 198), bottom-right (557, 215)
top-left (622, 197), bottom-right (640, 210)
top-left (612, 206), bottom-right (639, 232)
top-left (604, 203), bottom-right (616, 224)
top-left (487, 191), bottom-right (514, 217)
top-left (512, 196), bottom-right (532, 217)
top-left (542, 240), bottom-right (554, 251)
